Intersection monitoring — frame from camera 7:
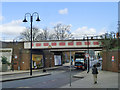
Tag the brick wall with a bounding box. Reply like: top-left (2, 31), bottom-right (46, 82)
top-left (20, 50), bottom-right (30, 70)
top-left (2, 42), bottom-right (66, 70)
top-left (2, 42), bottom-right (31, 70)
top-left (43, 50), bottom-right (63, 68)
top-left (102, 50), bottom-right (120, 72)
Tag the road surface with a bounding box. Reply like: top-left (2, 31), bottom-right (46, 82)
top-left (2, 66), bottom-right (84, 88)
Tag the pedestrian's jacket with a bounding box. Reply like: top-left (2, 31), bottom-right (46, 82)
top-left (92, 67), bottom-right (98, 74)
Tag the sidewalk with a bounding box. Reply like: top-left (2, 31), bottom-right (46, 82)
top-left (0, 66), bottom-right (61, 76)
top-left (63, 63), bottom-right (70, 66)
top-left (0, 66), bottom-right (62, 82)
top-left (61, 69), bottom-right (119, 88)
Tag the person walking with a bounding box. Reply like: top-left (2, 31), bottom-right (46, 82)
top-left (92, 64), bottom-right (98, 84)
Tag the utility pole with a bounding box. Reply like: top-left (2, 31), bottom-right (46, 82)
top-left (87, 36), bottom-right (89, 73)
top-left (70, 50), bottom-right (72, 87)
top-left (23, 12), bottom-right (41, 76)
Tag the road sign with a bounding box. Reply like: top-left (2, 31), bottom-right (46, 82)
top-left (112, 56), bottom-right (114, 62)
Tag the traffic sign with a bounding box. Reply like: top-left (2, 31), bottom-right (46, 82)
top-left (112, 56), bottom-right (114, 62)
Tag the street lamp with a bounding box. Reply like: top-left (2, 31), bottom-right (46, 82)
top-left (83, 35), bottom-right (90, 73)
top-left (23, 12), bottom-right (41, 76)
top-left (86, 36), bottom-right (90, 73)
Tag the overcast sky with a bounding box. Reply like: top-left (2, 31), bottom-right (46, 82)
top-left (0, 1), bottom-right (119, 41)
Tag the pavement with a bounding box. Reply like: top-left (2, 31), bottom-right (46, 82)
top-left (0, 63), bottom-right (119, 88)
top-left (61, 69), bottom-right (119, 88)
top-left (0, 66), bottom-right (62, 82)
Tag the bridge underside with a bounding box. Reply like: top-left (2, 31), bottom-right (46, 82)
top-left (37, 47), bottom-right (103, 52)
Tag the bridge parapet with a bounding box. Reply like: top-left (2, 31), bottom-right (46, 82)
top-left (24, 40), bottom-right (102, 49)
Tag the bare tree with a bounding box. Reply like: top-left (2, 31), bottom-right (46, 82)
top-left (43, 27), bottom-right (49, 40)
top-left (36, 27), bottom-right (49, 40)
top-left (51, 23), bottom-right (73, 40)
top-left (20, 24), bottom-right (73, 41)
top-left (20, 27), bottom-right (40, 41)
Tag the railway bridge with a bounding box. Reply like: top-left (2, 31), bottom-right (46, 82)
top-left (24, 39), bottom-right (103, 51)
top-left (23, 39), bottom-right (103, 69)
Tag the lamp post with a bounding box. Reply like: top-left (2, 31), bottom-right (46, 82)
top-left (12, 40), bottom-right (15, 71)
top-left (70, 50), bottom-right (72, 86)
top-left (83, 35), bottom-right (90, 73)
top-left (86, 36), bottom-right (90, 73)
top-left (23, 12), bottom-right (40, 76)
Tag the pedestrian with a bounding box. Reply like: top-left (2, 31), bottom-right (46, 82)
top-left (92, 64), bottom-right (98, 84)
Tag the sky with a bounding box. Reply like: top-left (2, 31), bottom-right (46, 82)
top-left (0, 1), bottom-right (119, 41)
